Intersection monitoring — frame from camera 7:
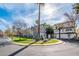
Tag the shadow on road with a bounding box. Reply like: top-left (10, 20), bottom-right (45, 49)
top-left (60, 39), bottom-right (79, 43)
top-left (41, 40), bottom-right (48, 44)
top-left (8, 42), bottom-right (36, 56)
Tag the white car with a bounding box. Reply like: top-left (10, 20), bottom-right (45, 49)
top-left (0, 37), bottom-right (12, 45)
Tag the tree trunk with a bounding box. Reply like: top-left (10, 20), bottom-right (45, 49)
top-left (46, 34), bottom-right (48, 38)
top-left (51, 34), bottom-right (52, 38)
top-left (59, 28), bottom-right (61, 39)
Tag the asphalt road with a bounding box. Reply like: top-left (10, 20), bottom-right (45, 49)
top-left (0, 39), bottom-right (79, 56)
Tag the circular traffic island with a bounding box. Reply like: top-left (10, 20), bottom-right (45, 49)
top-left (12, 37), bottom-right (63, 46)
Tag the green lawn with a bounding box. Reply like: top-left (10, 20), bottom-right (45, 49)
top-left (12, 37), bottom-right (60, 45)
top-left (13, 37), bottom-right (33, 43)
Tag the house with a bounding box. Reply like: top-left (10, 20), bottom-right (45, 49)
top-left (76, 27), bottom-right (79, 39)
top-left (0, 30), bottom-right (4, 37)
top-left (53, 21), bottom-right (77, 39)
top-left (31, 24), bottom-right (46, 38)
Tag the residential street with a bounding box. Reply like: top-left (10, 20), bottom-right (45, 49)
top-left (15, 39), bottom-right (79, 56)
top-left (0, 39), bottom-right (79, 56)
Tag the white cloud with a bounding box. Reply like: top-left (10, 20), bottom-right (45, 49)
top-left (59, 16), bottom-right (67, 22)
top-left (0, 3), bottom-right (38, 27)
top-left (41, 4), bottom-right (65, 21)
top-left (0, 3), bottom-right (72, 27)
top-left (0, 18), bottom-right (12, 30)
top-left (0, 3), bottom-right (35, 10)
top-left (40, 3), bottom-right (73, 25)
top-left (12, 15), bottom-right (35, 27)
top-left (0, 18), bottom-right (9, 25)
top-left (53, 16), bottom-right (67, 24)
top-left (45, 15), bottom-right (68, 26)
top-left (43, 4), bottom-right (57, 16)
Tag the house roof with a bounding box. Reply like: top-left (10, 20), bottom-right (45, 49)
top-left (53, 21), bottom-right (75, 29)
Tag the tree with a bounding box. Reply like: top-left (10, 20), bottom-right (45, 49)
top-left (73, 3), bottom-right (79, 38)
top-left (4, 28), bottom-right (13, 37)
top-left (73, 3), bottom-right (79, 14)
top-left (46, 26), bottom-right (54, 39)
top-left (64, 12), bottom-right (77, 38)
top-left (73, 3), bottom-right (79, 26)
top-left (41, 23), bottom-right (49, 28)
top-left (0, 30), bottom-right (4, 38)
top-left (13, 19), bottom-right (27, 37)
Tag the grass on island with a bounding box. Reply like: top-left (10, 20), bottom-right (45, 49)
top-left (12, 37), bottom-right (60, 45)
top-left (13, 37), bottom-right (33, 43)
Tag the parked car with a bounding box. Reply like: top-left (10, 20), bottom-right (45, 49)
top-left (0, 37), bottom-right (12, 46)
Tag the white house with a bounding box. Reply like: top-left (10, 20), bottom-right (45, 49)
top-left (31, 24), bottom-right (46, 38)
top-left (53, 21), bottom-right (77, 39)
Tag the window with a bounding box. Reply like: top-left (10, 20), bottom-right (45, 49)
top-left (66, 28), bottom-right (72, 31)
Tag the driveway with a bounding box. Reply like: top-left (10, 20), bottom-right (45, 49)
top-left (0, 39), bottom-right (79, 56)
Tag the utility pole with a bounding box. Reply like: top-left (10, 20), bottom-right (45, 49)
top-left (38, 3), bottom-right (41, 40)
top-left (37, 3), bottom-right (44, 40)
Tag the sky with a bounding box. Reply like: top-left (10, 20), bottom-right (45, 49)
top-left (0, 3), bottom-right (74, 31)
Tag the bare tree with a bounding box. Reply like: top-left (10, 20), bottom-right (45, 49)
top-left (64, 12), bottom-right (77, 38)
top-left (5, 27), bottom-right (13, 37)
top-left (13, 19), bottom-right (27, 37)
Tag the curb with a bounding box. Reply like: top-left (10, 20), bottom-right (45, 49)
top-left (12, 40), bottom-right (63, 46)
